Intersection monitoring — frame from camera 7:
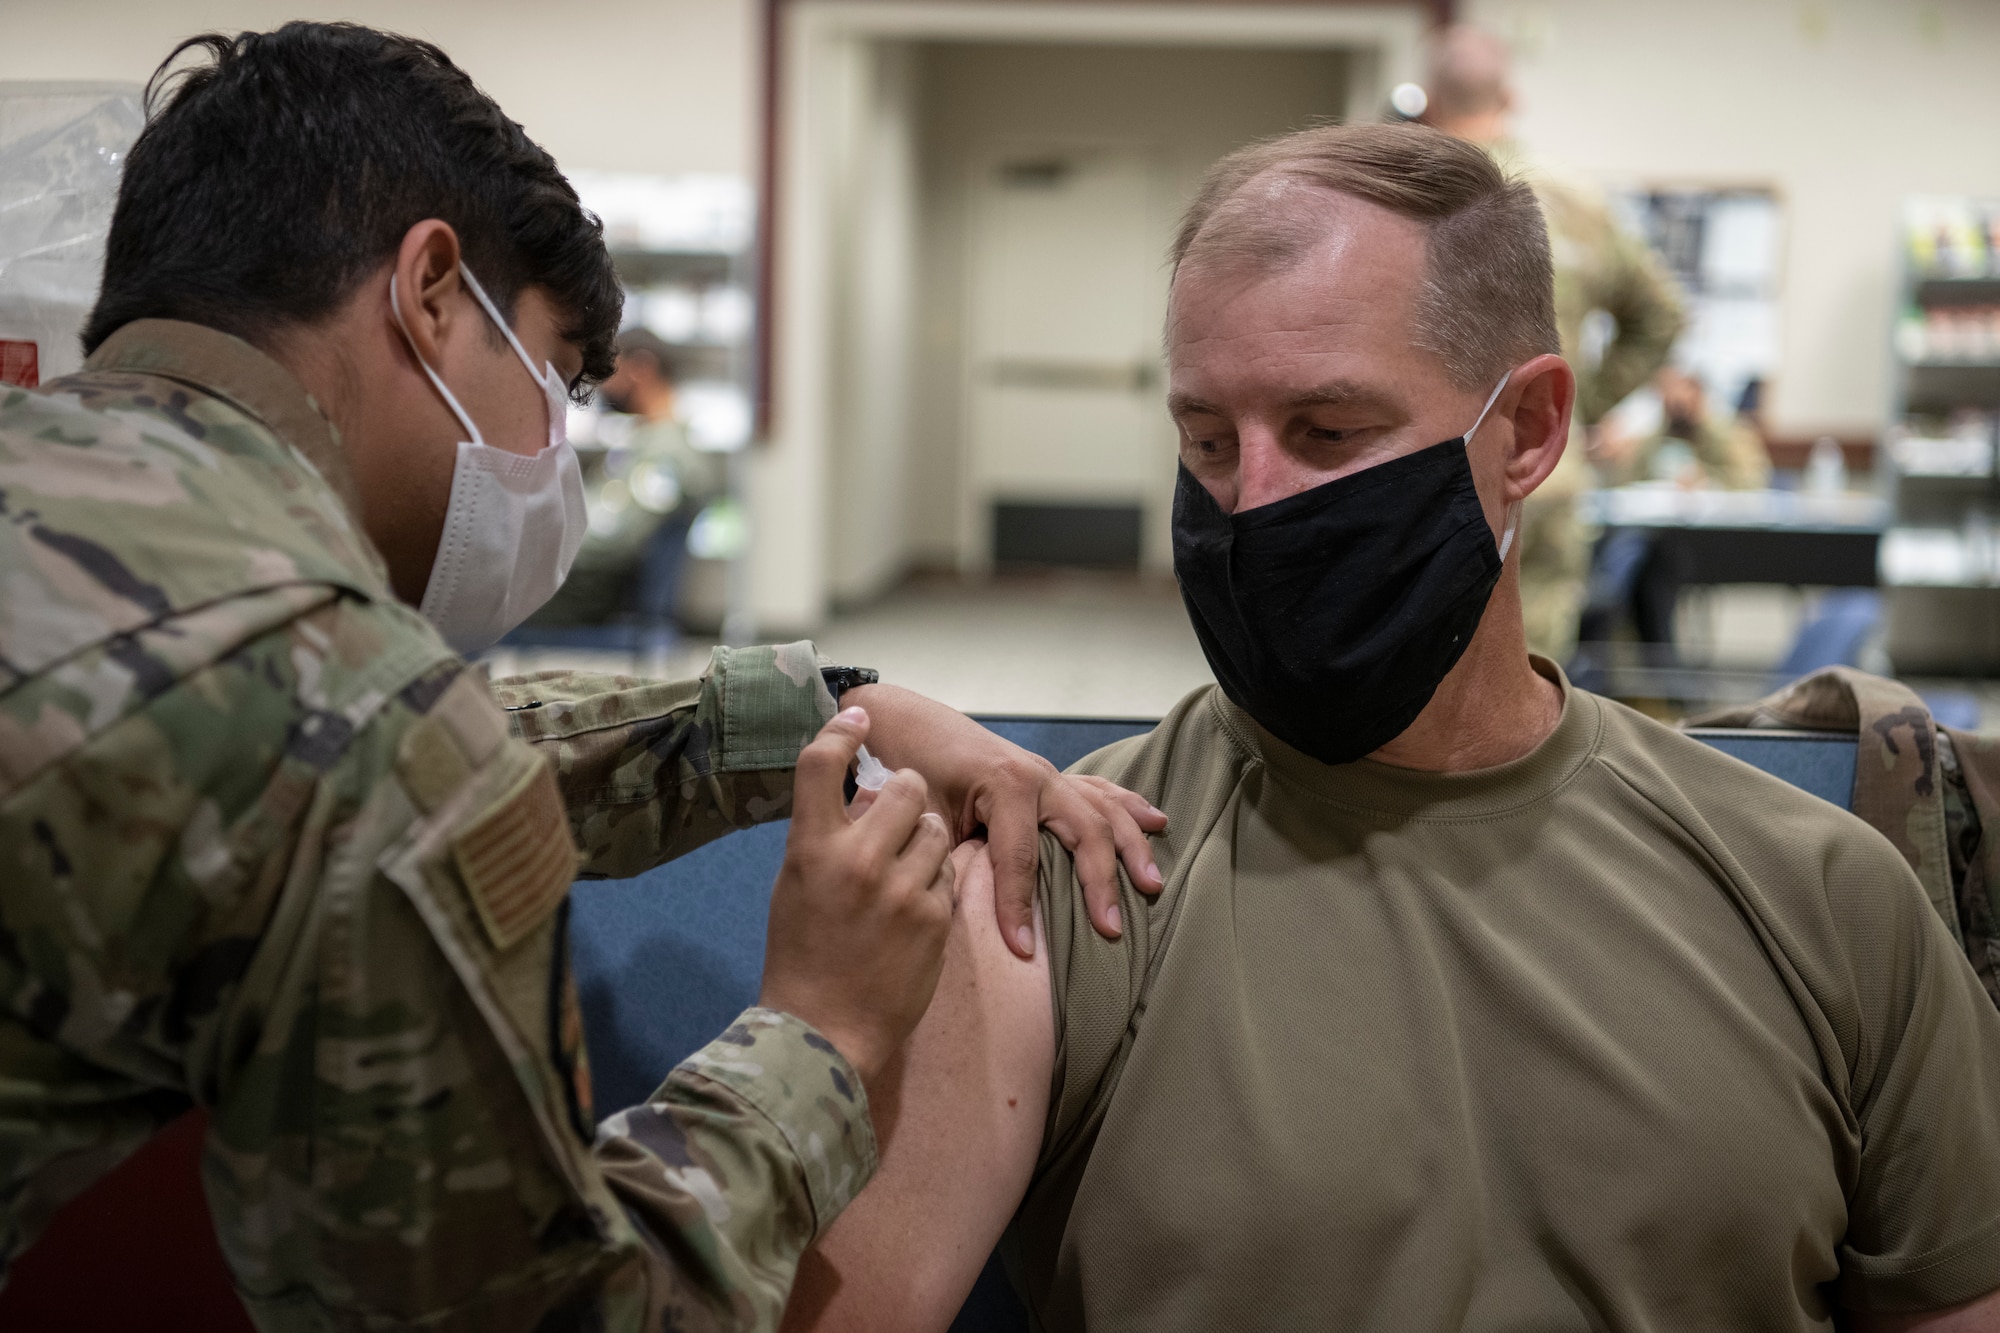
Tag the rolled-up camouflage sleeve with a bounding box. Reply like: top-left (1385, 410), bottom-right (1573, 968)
top-left (595, 1009), bottom-right (877, 1328)
top-left (1580, 227), bottom-right (1685, 427)
top-left (492, 641), bottom-right (837, 878)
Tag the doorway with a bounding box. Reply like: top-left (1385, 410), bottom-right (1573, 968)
top-left (915, 38), bottom-right (1366, 578)
top-left (760, 2), bottom-right (1425, 630)
top-left (964, 142), bottom-right (1170, 571)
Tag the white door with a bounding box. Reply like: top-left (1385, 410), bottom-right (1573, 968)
top-left (960, 144), bottom-right (1177, 571)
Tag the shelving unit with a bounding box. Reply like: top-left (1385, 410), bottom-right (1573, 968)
top-left (575, 174), bottom-right (758, 645)
top-left (1881, 199), bottom-right (2000, 674)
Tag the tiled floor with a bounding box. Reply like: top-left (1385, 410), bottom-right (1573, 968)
top-left (812, 572), bottom-right (1211, 718)
top-left (484, 570), bottom-right (1211, 717)
top-left (486, 574), bottom-right (2000, 729)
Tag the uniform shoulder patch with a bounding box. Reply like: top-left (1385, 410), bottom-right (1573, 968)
top-left (451, 755), bottom-right (579, 951)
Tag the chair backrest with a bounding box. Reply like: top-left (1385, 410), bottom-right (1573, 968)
top-left (567, 717), bottom-right (1156, 1110)
top-left (3, 715), bottom-right (1857, 1333)
top-left (1682, 728), bottom-right (1857, 809)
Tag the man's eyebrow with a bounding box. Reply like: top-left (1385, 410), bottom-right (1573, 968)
top-left (1166, 383), bottom-right (1405, 419)
top-left (1284, 382), bottom-right (1402, 413)
top-left (1166, 391), bottom-right (1225, 419)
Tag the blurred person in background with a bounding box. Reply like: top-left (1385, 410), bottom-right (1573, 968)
top-left (1596, 366), bottom-right (1773, 491)
top-left (1577, 367), bottom-right (1773, 661)
top-left (1422, 24), bottom-right (1685, 662)
top-left (531, 328), bottom-right (724, 649)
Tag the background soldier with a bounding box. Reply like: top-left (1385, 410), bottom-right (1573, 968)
top-left (0, 24), bottom-right (1164, 1332)
top-left (1422, 24), bottom-right (1685, 660)
top-left (530, 328), bottom-right (726, 650)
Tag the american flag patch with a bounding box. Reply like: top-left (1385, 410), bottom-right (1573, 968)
top-left (452, 757), bottom-right (578, 951)
top-left (0, 340), bottom-right (38, 388)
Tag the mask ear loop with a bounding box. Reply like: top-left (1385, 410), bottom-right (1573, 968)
top-left (459, 263), bottom-right (563, 391)
top-left (1463, 371), bottom-right (1521, 562)
top-left (389, 272), bottom-right (486, 446)
top-left (1464, 371), bottom-right (1512, 441)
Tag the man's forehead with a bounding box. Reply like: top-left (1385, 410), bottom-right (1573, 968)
top-left (1167, 196), bottom-right (1428, 350)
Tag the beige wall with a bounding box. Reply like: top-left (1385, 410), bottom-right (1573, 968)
top-left (904, 40), bottom-right (1351, 570)
top-left (0, 0), bottom-right (759, 177)
top-left (1473, 0), bottom-right (2000, 440)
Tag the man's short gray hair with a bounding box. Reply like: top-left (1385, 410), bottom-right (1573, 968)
top-left (1171, 123), bottom-right (1559, 391)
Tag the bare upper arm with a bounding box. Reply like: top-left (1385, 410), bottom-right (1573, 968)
top-left (780, 841), bottom-right (1056, 1333)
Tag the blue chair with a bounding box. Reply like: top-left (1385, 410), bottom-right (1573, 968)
top-left (567, 715), bottom-right (1861, 1332)
top-left (1766, 592), bottom-right (1982, 731)
top-left (1771, 589), bottom-right (1881, 685)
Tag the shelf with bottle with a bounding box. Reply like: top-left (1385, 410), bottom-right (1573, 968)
top-left (1883, 197), bottom-right (2000, 671)
top-left (1889, 410), bottom-right (2000, 478)
top-left (1895, 303), bottom-right (2000, 365)
top-left (1880, 520), bottom-right (2000, 588)
top-left (1905, 197), bottom-right (2000, 281)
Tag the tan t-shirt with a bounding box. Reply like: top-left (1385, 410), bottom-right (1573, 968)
top-left (1014, 668), bottom-right (2000, 1331)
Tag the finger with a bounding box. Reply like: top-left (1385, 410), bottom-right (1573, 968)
top-left (793, 707), bottom-right (869, 833)
top-left (1076, 775), bottom-right (1169, 832)
top-left (948, 836), bottom-right (988, 875)
top-left (985, 798), bottom-right (1043, 960)
top-left (1068, 779), bottom-right (1167, 888)
top-left (888, 812), bottom-right (955, 915)
top-left (846, 784), bottom-right (880, 820)
top-left (1097, 795), bottom-right (1165, 897)
top-left (1039, 787), bottom-right (1124, 940)
top-left (851, 765), bottom-right (929, 853)
top-left (929, 840), bottom-right (959, 912)
top-left (894, 808), bottom-right (953, 876)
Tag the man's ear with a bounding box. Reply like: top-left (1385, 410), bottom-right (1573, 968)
top-left (1500, 352), bottom-right (1575, 505)
top-left (388, 220), bottom-right (466, 371)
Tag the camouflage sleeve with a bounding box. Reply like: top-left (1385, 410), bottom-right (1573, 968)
top-left (491, 641), bottom-right (837, 879)
top-left (1693, 417), bottom-right (1772, 491)
top-left (1580, 228), bottom-right (1686, 426)
top-left (594, 1009), bottom-right (877, 1326)
top-left (1, 598), bottom-right (875, 1331)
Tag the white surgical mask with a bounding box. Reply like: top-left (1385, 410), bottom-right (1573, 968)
top-left (390, 264), bottom-right (587, 655)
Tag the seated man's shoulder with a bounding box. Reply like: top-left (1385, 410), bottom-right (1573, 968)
top-left (1587, 694), bottom-right (1929, 925)
top-left (1066, 683), bottom-right (1251, 811)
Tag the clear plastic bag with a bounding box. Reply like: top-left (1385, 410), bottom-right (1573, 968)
top-left (0, 82), bottom-right (144, 385)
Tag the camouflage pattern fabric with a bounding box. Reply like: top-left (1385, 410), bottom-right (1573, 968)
top-left (1691, 667), bottom-right (2000, 1010)
top-left (532, 416), bottom-right (724, 626)
top-left (1598, 413), bottom-right (1772, 492)
top-left (0, 319), bottom-right (870, 1331)
top-left (1491, 144), bottom-right (1687, 662)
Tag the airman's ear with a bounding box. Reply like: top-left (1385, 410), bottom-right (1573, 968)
top-left (1499, 353), bottom-right (1574, 506)
top-left (388, 220), bottom-right (466, 370)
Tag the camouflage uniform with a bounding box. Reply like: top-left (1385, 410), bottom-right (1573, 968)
top-left (1691, 667), bottom-right (2000, 1013)
top-left (1493, 146), bottom-right (1686, 661)
top-left (0, 319), bottom-right (870, 1330)
top-left (536, 417), bottom-right (726, 627)
top-left (1598, 413), bottom-right (1772, 492)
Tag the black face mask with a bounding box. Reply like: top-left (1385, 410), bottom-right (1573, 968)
top-left (1171, 382), bottom-right (1516, 766)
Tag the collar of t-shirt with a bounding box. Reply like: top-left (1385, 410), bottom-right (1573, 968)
top-left (1210, 655), bottom-right (1603, 820)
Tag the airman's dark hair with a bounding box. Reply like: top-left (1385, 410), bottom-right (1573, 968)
top-left (83, 22), bottom-right (622, 397)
